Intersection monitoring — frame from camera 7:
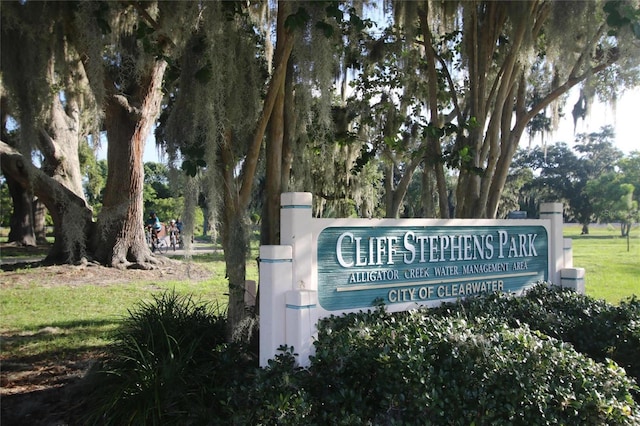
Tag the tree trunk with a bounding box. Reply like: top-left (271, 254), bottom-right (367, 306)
top-left (383, 162), bottom-right (394, 216)
top-left (419, 9), bottom-right (450, 219)
top-left (421, 166), bottom-right (437, 218)
top-left (1, 141), bottom-right (93, 263)
top-left (222, 209), bottom-right (248, 339)
top-left (38, 65), bottom-right (87, 202)
top-left (260, 1), bottom-right (293, 247)
top-left (35, 72), bottom-right (92, 259)
top-left (262, 85), bottom-right (285, 245)
top-left (2, 74), bottom-right (91, 262)
top-left (94, 59), bottom-right (168, 268)
top-left (219, 131), bottom-right (248, 338)
top-left (280, 60), bottom-right (296, 195)
top-left (228, 2), bottom-right (294, 332)
top-left (4, 173), bottom-right (37, 246)
top-left (621, 222), bottom-right (630, 238)
top-left (33, 197), bottom-right (47, 244)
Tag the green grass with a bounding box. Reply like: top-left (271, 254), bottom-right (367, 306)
top-left (1, 227), bottom-right (637, 363)
top-left (0, 244), bottom-right (261, 361)
top-left (0, 279), bottom-right (229, 361)
top-left (564, 224), bottom-right (640, 304)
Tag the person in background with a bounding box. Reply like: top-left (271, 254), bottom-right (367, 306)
top-left (146, 211), bottom-right (162, 241)
top-left (168, 219), bottom-right (179, 238)
top-left (175, 217), bottom-right (183, 234)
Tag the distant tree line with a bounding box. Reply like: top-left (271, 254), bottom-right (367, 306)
top-left (508, 126), bottom-right (639, 236)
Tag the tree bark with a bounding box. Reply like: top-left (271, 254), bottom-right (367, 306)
top-left (263, 80), bottom-right (285, 245)
top-left (34, 60), bottom-right (92, 259)
top-left (421, 166), bottom-right (437, 218)
top-left (38, 54), bottom-right (87, 202)
top-left (94, 59), bottom-right (168, 268)
top-left (281, 60), bottom-right (296, 195)
top-left (419, 8), bottom-right (450, 219)
top-left (33, 198), bottom-right (47, 244)
top-left (4, 172), bottom-right (37, 246)
top-left (219, 130), bottom-right (248, 338)
top-left (227, 2), bottom-right (295, 334)
top-left (1, 141), bottom-right (93, 263)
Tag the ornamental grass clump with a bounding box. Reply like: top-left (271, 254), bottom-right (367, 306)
top-left (83, 291), bottom-right (254, 425)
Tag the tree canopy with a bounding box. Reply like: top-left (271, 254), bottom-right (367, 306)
top-left (2, 0), bottom-right (639, 333)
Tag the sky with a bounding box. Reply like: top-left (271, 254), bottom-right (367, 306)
top-left (542, 87), bottom-right (640, 154)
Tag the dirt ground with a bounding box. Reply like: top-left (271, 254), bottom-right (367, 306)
top-left (0, 244), bottom-right (214, 425)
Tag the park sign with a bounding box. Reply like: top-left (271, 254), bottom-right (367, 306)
top-left (259, 193), bottom-right (583, 367)
top-left (317, 225), bottom-right (548, 311)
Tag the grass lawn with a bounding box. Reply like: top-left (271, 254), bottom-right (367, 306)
top-left (0, 247), bottom-right (258, 361)
top-left (1, 226), bottom-right (638, 362)
top-left (0, 280), bottom-right (229, 360)
top-left (564, 223), bottom-right (640, 304)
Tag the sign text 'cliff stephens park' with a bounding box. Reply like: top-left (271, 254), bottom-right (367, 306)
top-left (317, 225), bottom-right (548, 311)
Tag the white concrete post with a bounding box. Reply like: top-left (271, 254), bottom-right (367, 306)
top-left (540, 203), bottom-right (563, 285)
top-left (259, 245), bottom-right (293, 367)
top-left (280, 192), bottom-right (314, 291)
top-left (280, 192), bottom-right (318, 366)
top-left (561, 268), bottom-right (586, 294)
top-left (285, 289), bottom-right (318, 367)
top-left (563, 238), bottom-right (573, 269)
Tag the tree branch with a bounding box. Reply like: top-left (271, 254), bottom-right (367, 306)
top-left (519, 60), bottom-right (615, 134)
top-left (0, 140), bottom-right (88, 212)
top-left (112, 94), bottom-right (141, 117)
top-left (238, 13), bottom-right (294, 208)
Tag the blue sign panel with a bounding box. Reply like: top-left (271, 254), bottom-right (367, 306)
top-left (317, 225), bottom-right (548, 311)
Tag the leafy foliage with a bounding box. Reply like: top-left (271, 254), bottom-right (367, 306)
top-left (429, 284), bottom-right (640, 386)
top-left (309, 291), bottom-right (640, 425)
top-left (83, 285), bottom-right (640, 424)
top-left (512, 127), bottom-right (625, 227)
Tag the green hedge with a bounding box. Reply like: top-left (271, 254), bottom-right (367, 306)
top-left (84, 285), bottom-right (640, 425)
top-left (428, 284), bottom-right (640, 383)
top-left (308, 308), bottom-right (638, 425)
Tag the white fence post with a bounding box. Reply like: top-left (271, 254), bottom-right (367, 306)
top-left (540, 203), bottom-right (563, 285)
top-left (563, 238), bottom-right (573, 269)
top-left (259, 245), bottom-right (293, 367)
top-left (561, 267), bottom-right (586, 294)
top-left (285, 289), bottom-right (318, 367)
top-left (279, 192), bottom-right (318, 366)
top-left (280, 192), bottom-right (314, 291)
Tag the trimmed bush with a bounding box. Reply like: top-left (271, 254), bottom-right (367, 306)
top-left (429, 284), bottom-right (640, 384)
top-left (309, 308), bottom-right (640, 425)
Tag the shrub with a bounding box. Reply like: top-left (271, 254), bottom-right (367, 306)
top-left (309, 308), bottom-right (640, 425)
top-left (429, 284), bottom-right (640, 385)
top-left (243, 346), bottom-right (313, 425)
top-left (83, 291), bottom-right (254, 425)
top-left (81, 285), bottom-right (640, 425)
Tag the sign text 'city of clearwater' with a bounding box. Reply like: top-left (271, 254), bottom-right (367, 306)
top-left (316, 226), bottom-right (548, 311)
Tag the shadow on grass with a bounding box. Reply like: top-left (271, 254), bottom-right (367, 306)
top-left (0, 319), bottom-right (121, 364)
top-left (190, 251), bottom-right (225, 262)
top-left (618, 260), bottom-right (640, 278)
top-left (0, 319), bottom-right (114, 426)
top-left (570, 234), bottom-right (636, 240)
